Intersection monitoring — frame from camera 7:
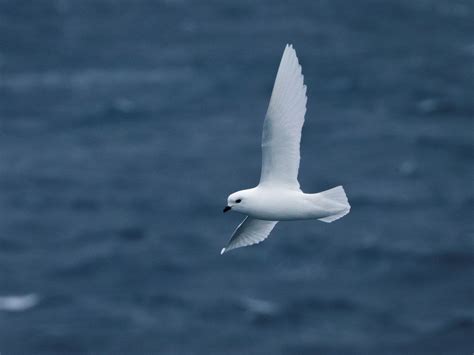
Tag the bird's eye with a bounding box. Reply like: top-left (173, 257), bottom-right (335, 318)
top-left (236, 199), bottom-right (242, 203)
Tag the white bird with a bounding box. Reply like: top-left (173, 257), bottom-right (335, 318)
top-left (221, 44), bottom-right (351, 254)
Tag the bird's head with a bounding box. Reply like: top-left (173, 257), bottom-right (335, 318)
top-left (224, 189), bottom-right (252, 213)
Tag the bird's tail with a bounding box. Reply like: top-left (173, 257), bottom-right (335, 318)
top-left (316, 186), bottom-right (350, 223)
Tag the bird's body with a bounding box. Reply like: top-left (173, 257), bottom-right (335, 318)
top-left (221, 44), bottom-right (350, 254)
top-left (228, 186), bottom-right (348, 221)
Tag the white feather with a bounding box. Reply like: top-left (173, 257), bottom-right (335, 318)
top-left (259, 44), bottom-right (308, 189)
top-left (221, 217), bottom-right (278, 254)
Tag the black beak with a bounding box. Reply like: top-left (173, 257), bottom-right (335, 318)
top-left (223, 206), bottom-right (231, 213)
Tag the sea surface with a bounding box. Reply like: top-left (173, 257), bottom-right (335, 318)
top-left (0, 0), bottom-right (473, 354)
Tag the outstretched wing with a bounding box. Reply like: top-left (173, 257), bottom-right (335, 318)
top-left (259, 44), bottom-right (308, 189)
top-left (221, 217), bottom-right (278, 254)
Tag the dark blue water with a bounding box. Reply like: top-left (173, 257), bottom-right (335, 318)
top-left (1, 0), bottom-right (473, 354)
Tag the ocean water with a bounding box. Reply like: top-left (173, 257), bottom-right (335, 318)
top-left (0, 0), bottom-right (473, 354)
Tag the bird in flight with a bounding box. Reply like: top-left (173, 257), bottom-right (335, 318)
top-left (221, 44), bottom-right (350, 254)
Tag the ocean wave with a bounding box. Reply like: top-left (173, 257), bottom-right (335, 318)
top-left (0, 68), bottom-right (192, 91)
top-left (0, 293), bottom-right (39, 312)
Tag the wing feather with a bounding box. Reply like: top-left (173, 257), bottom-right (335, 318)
top-left (259, 44), bottom-right (307, 189)
top-left (221, 217), bottom-right (278, 254)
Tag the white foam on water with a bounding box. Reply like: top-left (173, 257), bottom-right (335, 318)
top-left (0, 294), bottom-right (40, 312)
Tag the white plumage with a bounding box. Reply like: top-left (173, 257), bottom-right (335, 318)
top-left (260, 44), bottom-right (307, 189)
top-left (221, 45), bottom-right (350, 254)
